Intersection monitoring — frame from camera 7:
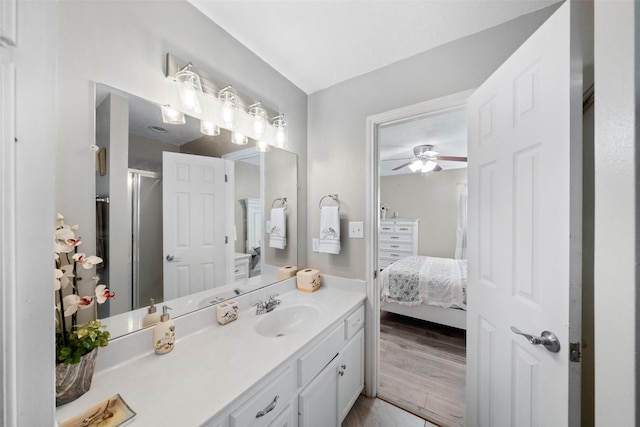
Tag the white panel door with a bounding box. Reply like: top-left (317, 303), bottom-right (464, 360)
top-left (466, 2), bottom-right (582, 426)
top-left (163, 152), bottom-right (230, 300)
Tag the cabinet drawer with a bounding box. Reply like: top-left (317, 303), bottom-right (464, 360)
top-left (345, 305), bottom-right (364, 340)
top-left (379, 241), bottom-right (412, 252)
top-left (380, 233), bottom-right (412, 243)
top-left (298, 323), bottom-right (344, 387)
top-left (230, 366), bottom-right (294, 427)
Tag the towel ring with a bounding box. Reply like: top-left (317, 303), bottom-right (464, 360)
top-left (271, 197), bottom-right (288, 211)
top-left (319, 194), bottom-right (340, 209)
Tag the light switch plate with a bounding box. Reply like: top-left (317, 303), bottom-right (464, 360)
top-left (348, 221), bottom-right (364, 238)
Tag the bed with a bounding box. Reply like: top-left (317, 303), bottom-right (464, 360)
top-left (380, 255), bottom-right (467, 330)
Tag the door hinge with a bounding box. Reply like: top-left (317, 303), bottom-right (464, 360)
top-left (374, 270), bottom-right (378, 279)
top-left (225, 236), bottom-right (228, 244)
top-left (569, 341), bottom-right (581, 362)
top-left (225, 174), bottom-right (228, 183)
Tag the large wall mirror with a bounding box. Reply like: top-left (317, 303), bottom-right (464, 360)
top-left (94, 83), bottom-right (298, 338)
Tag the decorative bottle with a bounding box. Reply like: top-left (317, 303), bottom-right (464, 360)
top-left (153, 306), bottom-right (175, 355)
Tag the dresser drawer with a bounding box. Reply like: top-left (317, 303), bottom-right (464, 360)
top-left (380, 251), bottom-right (406, 261)
top-left (379, 241), bottom-right (413, 252)
top-left (380, 233), bottom-right (412, 243)
top-left (230, 366), bottom-right (294, 427)
top-left (298, 323), bottom-right (344, 387)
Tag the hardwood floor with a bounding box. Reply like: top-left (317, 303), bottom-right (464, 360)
top-left (378, 311), bottom-right (466, 427)
top-left (342, 395), bottom-right (438, 427)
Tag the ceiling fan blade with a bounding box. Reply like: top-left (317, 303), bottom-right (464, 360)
top-left (435, 155), bottom-right (467, 162)
top-left (392, 160), bottom-right (413, 171)
top-left (432, 164), bottom-right (443, 172)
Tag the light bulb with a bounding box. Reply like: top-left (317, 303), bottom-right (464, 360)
top-left (250, 105), bottom-right (267, 139)
top-left (232, 131), bottom-right (248, 145)
top-left (175, 66), bottom-right (202, 113)
top-left (200, 120), bottom-right (220, 136)
top-left (273, 115), bottom-right (287, 148)
top-left (256, 140), bottom-right (270, 152)
top-left (161, 105), bottom-right (185, 125)
top-left (219, 90), bottom-right (237, 130)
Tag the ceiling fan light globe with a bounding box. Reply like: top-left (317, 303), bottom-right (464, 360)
top-left (422, 160), bottom-right (437, 173)
top-left (408, 159), bottom-right (423, 172)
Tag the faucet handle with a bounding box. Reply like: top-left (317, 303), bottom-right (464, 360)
top-left (268, 294), bottom-right (281, 304)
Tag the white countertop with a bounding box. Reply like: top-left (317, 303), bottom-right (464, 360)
top-left (56, 283), bottom-right (365, 426)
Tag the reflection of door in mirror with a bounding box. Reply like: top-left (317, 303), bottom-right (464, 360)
top-left (162, 152), bottom-right (233, 300)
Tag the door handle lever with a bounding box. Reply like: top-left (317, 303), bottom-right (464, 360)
top-left (511, 326), bottom-right (561, 353)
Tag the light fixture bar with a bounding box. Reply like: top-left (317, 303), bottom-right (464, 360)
top-left (165, 53), bottom-right (282, 120)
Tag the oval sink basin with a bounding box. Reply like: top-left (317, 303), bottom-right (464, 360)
top-left (255, 305), bottom-right (320, 337)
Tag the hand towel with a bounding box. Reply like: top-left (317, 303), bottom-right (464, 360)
top-left (318, 206), bottom-right (341, 254)
top-left (269, 208), bottom-right (286, 249)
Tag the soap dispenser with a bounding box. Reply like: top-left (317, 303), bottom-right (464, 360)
top-left (153, 306), bottom-right (175, 355)
top-left (142, 298), bottom-right (161, 328)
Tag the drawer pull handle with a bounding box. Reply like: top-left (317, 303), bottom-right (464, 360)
top-left (391, 254), bottom-right (400, 257)
top-left (390, 236), bottom-right (399, 240)
top-left (255, 395), bottom-right (279, 418)
top-left (390, 245), bottom-right (399, 248)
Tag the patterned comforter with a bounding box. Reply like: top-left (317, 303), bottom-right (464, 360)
top-left (380, 256), bottom-right (467, 309)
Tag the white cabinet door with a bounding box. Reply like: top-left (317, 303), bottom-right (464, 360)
top-left (299, 357), bottom-right (339, 427)
top-left (268, 405), bottom-right (294, 427)
top-left (338, 329), bottom-right (364, 423)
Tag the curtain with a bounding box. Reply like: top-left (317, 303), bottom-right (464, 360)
top-left (454, 183), bottom-right (468, 259)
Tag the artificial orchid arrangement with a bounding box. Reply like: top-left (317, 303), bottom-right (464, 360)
top-left (55, 214), bottom-right (114, 364)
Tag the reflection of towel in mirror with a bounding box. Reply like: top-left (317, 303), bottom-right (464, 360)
top-left (269, 208), bottom-right (286, 249)
top-left (318, 206), bottom-right (340, 254)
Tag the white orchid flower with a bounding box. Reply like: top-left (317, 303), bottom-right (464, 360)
top-left (94, 284), bottom-right (115, 304)
top-left (62, 294), bottom-right (95, 316)
top-left (54, 268), bottom-right (63, 291)
top-left (72, 253), bottom-right (103, 269)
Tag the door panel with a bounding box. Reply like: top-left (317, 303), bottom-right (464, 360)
top-left (163, 152), bottom-right (230, 300)
top-left (467, 2), bottom-right (582, 426)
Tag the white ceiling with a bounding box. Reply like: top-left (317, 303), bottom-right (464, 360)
top-left (188, 0), bottom-right (558, 176)
top-left (189, 0), bottom-right (558, 95)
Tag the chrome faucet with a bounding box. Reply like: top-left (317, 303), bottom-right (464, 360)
top-left (253, 294), bottom-right (281, 315)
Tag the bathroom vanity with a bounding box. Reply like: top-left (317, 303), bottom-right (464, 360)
top-left (55, 276), bottom-right (366, 426)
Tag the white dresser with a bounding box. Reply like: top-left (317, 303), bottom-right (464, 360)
top-left (379, 219), bottom-right (419, 269)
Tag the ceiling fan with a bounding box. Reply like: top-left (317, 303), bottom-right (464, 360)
top-left (392, 144), bottom-right (467, 173)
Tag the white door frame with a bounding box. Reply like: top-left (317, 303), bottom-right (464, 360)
top-left (364, 89), bottom-right (474, 396)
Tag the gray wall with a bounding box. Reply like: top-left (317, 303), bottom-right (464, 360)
top-left (55, 0), bottom-right (309, 275)
top-left (307, 7), bottom-right (557, 279)
top-left (381, 168), bottom-right (467, 258)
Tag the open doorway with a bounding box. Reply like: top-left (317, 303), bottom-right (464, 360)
top-left (365, 90), bottom-right (472, 426)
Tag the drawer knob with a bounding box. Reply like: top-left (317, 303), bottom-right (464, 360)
top-left (255, 395), bottom-right (279, 418)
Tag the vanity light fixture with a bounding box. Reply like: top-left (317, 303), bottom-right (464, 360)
top-left (218, 86), bottom-right (237, 130)
top-left (165, 54), bottom-right (293, 145)
top-left (200, 120), bottom-right (220, 136)
top-left (161, 105), bottom-right (185, 125)
top-left (232, 131), bottom-right (248, 145)
top-left (175, 63), bottom-right (202, 114)
top-left (249, 103), bottom-right (267, 139)
top-left (272, 115), bottom-right (287, 148)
